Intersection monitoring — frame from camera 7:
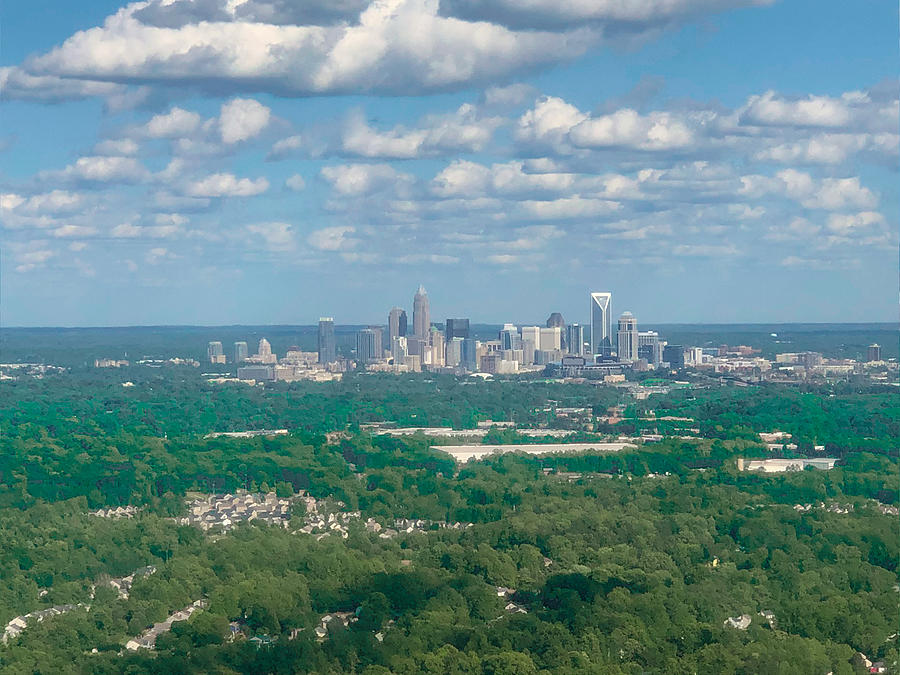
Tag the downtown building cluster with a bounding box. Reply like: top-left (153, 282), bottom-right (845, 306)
top-left (205, 287), bottom-right (678, 381)
top-left (203, 288), bottom-right (892, 384)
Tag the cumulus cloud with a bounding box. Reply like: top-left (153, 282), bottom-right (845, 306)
top-left (93, 138), bottom-right (141, 156)
top-left (146, 247), bottom-right (176, 264)
top-left (0, 66), bottom-right (124, 103)
top-left (285, 174), bottom-right (306, 191)
top-left (185, 173), bottom-right (269, 197)
top-left (1, 190), bottom-right (83, 216)
top-left (341, 104), bottom-right (502, 158)
top-left (19, 0), bottom-right (591, 100)
top-left (308, 225), bottom-right (358, 251)
top-left (144, 107), bottom-right (204, 138)
top-left (268, 135), bottom-right (305, 160)
top-left (112, 222), bottom-right (182, 238)
top-left (439, 0), bottom-right (773, 31)
top-left (321, 163), bottom-right (409, 196)
top-left (44, 156), bottom-right (149, 184)
top-left (218, 98), bottom-right (271, 143)
top-left (740, 91), bottom-right (853, 128)
top-left (14, 248), bottom-right (55, 273)
top-left (826, 211), bottom-right (885, 234)
top-left (51, 224), bottom-right (98, 238)
top-left (247, 221), bottom-right (296, 250)
top-left (569, 109), bottom-right (695, 151)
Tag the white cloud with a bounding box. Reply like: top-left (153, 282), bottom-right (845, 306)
top-left (22, 0), bottom-right (590, 98)
top-left (321, 163), bottom-right (408, 196)
top-left (1, 190), bottom-right (83, 215)
top-left (308, 225), bottom-right (358, 251)
top-left (341, 104), bottom-right (502, 158)
top-left (111, 222), bottom-right (181, 238)
top-left (52, 224), bottom-right (97, 238)
top-left (144, 107), bottom-right (203, 138)
top-left (94, 138), bottom-right (141, 155)
top-left (14, 248), bottom-right (55, 273)
top-left (805, 177), bottom-right (877, 211)
top-left (521, 197), bottom-right (620, 219)
top-left (285, 174), bottom-right (306, 191)
top-left (826, 211), bottom-right (884, 234)
top-left (0, 66), bottom-right (124, 103)
top-left (515, 96), bottom-right (587, 149)
top-left (146, 247), bottom-right (176, 264)
top-left (186, 173), bottom-right (269, 197)
top-left (247, 221), bottom-right (296, 250)
top-left (672, 244), bottom-right (739, 257)
top-left (112, 223), bottom-right (143, 238)
top-left (440, 0), bottom-right (772, 30)
top-left (52, 156), bottom-right (149, 183)
top-left (268, 135), bottom-right (304, 159)
top-left (218, 98), bottom-right (271, 143)
top-left (570, 109), bottom-right (695, 151)
top-left (740, 91), bottom-right (852, 128)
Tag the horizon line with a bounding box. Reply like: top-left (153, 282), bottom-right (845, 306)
top-left (1, 321), bottom-right (897, 331)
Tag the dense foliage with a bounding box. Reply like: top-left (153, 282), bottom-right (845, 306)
top-left (0, 366), bottom-right (896, 674)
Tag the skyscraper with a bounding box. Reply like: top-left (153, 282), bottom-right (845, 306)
top-left (590, 292), bottom-right (612, 357)
top-left (233, 341), bottom-right (248, 363)
top-left (391, 336), bottom-right (408, 362)
top-left (663, 344), bottom-right (685, 369)
top-left (540, 326), bottom-right (561, 351)
top-left (617, 312), bottom-right (639, 362)
top-left (566, 324), bottom-right (584, 356)
top-left (867, 344), bottom-right (882, 362)
top-left (430, 328), bottom-right (445, 367)
top-left (546, 312), bottom-right (566, 351)
top-left (388, 307), bottom-right (407, 345)
top-left (207, 341), bottom-right (225, 364)
top-left (256, 337), bottom-right (276, 363)
top-left (520, 325), bottom-right (540, 365)
top-left (499, 324), bottom-right (520, 350)
top-left (461, 338), bottom-right (479, 371)
top-left (318, 317), bottom-right (336, 364)
top-left (357, 329), bottom-right (378, 363)
top-left (637, 331), bottom-right (661, 366)
top-left (413, 285), bottom-right (430, 344)
top-left (445, 318), bottom-right (470, 341)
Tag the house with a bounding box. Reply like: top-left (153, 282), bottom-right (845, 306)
top-left (724, 614), bottom-right (752, 630)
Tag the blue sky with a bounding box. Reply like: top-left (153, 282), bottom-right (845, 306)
top-left (2, 0), bottom-right (897, 327)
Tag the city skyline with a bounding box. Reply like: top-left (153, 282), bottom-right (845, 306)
top-left (2, 1), bottom-right (897, 327)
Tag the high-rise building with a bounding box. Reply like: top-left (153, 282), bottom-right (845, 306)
top-left (388, 307), bottom-right (407, 345)
top-left (617, 312), bottom-right (639, 362)
top-left (369, 326), bottom-right (383, 359)
top-left (318, 318), bottom-right (336, 364)
top-left (540, 326), bottom-right (562, 351)
top-left (254, 338), bottom-right (277, 364)
top-left (546, 312), bottom-right (566, 351)
top-left (590, 292), bottom-right (612, 357)
top-left (430, 328), bottom-right (445, 367)
top-left (461, 338), bottom-right (479, 371)
top-left (446, 337), bottom-right (463, 367)
top-left (413, 285), bottom-right (431, 344)
top-left (445, 318), bottom-right (470, 341)
top-left (391, 336), bottom-right (408, 362)
top-left (357, 329), bottom-right (378, 363)
top-left (566, 324), bottom-right (585, 356)
top-left (233, 341), bottom-right (248, 364)
top-left (637, 331), bottom-right (661, 366)
top-left (520, 326), bottom-right (540, 365)
top-left (499, 324), bottom-right (521, 350)
top-left (663, 344), bottom-right (685, 369)
top-left (867, 344), bottom-right (882, 362)
top-left (207, 341), bottom-right (225, 364)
